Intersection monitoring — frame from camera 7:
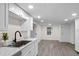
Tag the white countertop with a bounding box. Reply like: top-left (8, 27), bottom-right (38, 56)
top-left (0, 47), bottom-right (19, 56)
top-left (0, 38), bottom-right (37, 56)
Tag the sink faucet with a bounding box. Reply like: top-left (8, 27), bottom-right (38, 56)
top-left (13, 31), bottom-right (22, 43)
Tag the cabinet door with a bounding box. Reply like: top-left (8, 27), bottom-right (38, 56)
top-left (0, 3), bottom-right (8, 31)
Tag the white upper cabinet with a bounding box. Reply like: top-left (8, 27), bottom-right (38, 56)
top-left (0, 3), bottom-right (8, 31)
top-left (9, 4), bottom-right (26, 23)
top-left (9, 3), bottom-right (33, 31)
top-left (9, 4), bottom-right (30, 21)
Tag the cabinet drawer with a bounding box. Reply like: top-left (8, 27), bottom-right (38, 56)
top-left (27, 41), bottom-right (38, 56)
top-left (32, 42), bottom-right (38, 56)
top-left (24, 48), bottom-right (33, 56)
top-left (21, 40), bottom-right (38, 56)
top-left (21, 43), bottom-right (33, 56)
top-left (13, 51), bottom-right (22, 56)
top-left (25, 42), bottom-right (38, 56)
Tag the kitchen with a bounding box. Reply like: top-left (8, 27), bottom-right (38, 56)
top-left (0, 3), bottom-right (79, 56)
top-left (0, 3), bottom-right (38, 56)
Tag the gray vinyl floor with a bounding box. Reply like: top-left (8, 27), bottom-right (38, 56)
top-left (38, 40), bottom-right (79, 56)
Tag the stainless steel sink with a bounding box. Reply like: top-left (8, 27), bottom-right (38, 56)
top-left (8, 40), bottom-right (31, 47)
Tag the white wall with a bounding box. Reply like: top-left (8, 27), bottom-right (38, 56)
top-left (21, 17), bottom-right (33, 31)
top-left (0, 24), bottom-right (21, 45)
top-left (36, 24), bottom-right (42, 42)
top-left (30, 22), bottom-right (42, 42)
top-left (41, 25), bottom-right (61, 40)
top-left (8, 24), bottom-right (21, 41)
top-left (70, 22), bottom-right (75, 44)
top-left (75, 19), bottom-right (79, 52)
top-left (5, 14), bottom-right (32, 44)
top-left (8, 15), bottom-right (28, 42)
top-left (60, 22), bottom-right (75, 44)
top-left (61, 23), bottom-right (71, 43)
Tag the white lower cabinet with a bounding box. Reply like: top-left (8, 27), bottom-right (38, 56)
top-left (21, 40), bottom-right (38, 56)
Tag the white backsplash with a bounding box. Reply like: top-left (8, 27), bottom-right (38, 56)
top-left (0, 24), bottom-right (28, 46)
top-left (8, 24), bottom-right (21, 42)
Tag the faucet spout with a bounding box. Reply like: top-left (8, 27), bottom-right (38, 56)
top-left (13, 31), bottom-right (22, 43)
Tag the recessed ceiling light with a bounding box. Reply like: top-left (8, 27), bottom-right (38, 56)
top-left (41, 20), bottom-right (44, 22)
top-left (72, 13), bottom-right (77, 16)
top-left (64, 19), bottom-right (68, 21)
top-left (37, 16), bottom-right (41, 19)
top-left (48, 24), bottom-right (52, 26)
top-left (28, 5), bottom-right (34, 9)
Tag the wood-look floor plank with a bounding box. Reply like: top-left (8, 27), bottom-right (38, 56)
top-left (38, 40), bottom-right (79, 56)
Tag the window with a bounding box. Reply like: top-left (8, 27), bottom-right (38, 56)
top-left (47, 27), bottom-right (52, 35)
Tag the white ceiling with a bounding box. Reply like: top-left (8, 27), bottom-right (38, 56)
top-left (17, 3), bottom-right (79, 25)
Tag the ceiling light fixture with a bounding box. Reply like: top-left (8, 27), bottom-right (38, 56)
top-left (41, 20), bottom-right (44, 22)
top-left (64, 19), bottom-right (68, 21)
top-left (48, 24), bottom-right (52, 26)
top-left (72, 13), bottom-right (77, 17)
top-left (28, 5), bottom-right (34, 9)
top-left (37, 16), bottom-right (41, 19)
